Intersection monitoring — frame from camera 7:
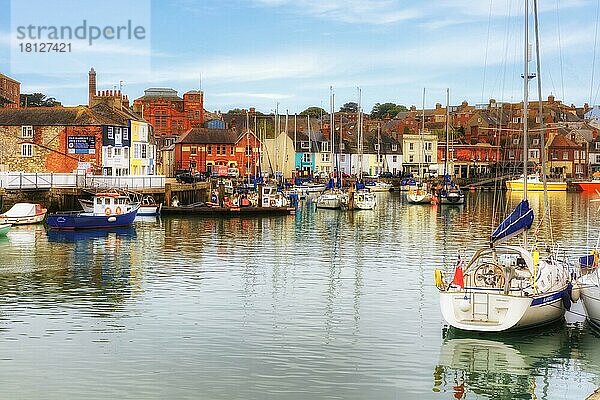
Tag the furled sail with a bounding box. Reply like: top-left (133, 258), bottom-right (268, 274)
top-left (490, 199), bottom-right (534, 245)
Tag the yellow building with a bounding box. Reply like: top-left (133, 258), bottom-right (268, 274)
top-left (130, 120), bottom-right (156, 175)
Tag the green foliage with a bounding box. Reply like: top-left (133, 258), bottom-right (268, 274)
top-left (20, 93), bottom-right (61, 107)
top-left (370, 102), bottom-right (408, 119)
top-left (299, 106), bottom-right (326, 118)
top-left (339, 102), bottom-right (358, 113)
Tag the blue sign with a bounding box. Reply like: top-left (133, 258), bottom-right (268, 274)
top-left (68, 136), bottom-right (96, 154)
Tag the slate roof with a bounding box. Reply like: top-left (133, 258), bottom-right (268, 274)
top-left (177, 127), bottom-right (239, 144)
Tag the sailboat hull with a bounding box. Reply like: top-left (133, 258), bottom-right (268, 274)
top-left (440, 288), bottom-right (566, 332)
top-left (579, 271), bottom-right (600, 328)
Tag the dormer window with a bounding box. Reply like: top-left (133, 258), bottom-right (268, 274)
top-left (392, 144), bottom-right (398, 151)
top-left (21, 126), bottom-right (33, 139)
top-left (374, 144), bottom-right (380, 151)
top-left (301, 141), bottom-right (310, 149)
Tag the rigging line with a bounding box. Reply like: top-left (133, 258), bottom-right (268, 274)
top-left (481, 0), bottom-right (495, 104)
top-left (591, 0), bottom-right (600, 105)
top-left (556, 0), bottom-right (566, 100)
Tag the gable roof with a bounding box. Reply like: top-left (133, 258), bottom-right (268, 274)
top-left (549, 133), bottom-right (580, 148)
top-left (0, 106), bottom-right (121, 126)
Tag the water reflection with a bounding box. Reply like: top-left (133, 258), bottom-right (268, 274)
top-left (434, 324), bottom-right (599, 399)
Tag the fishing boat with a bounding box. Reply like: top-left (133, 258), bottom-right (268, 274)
top-left (47, 192), bottom-right (139, 230)
top-left (506, 174), bottom-right (567, 191)
top-left (0, 203), bottom-right (47, 225)
top-left (437, 89), bottom-right (465, 205)
top-left (0, 223), bottom-right (10, 236)
top-left (436, 2), bottom-right (570, 332)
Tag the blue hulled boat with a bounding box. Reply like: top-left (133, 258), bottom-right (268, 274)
top-left (47, 192), bottom-right (139, 230)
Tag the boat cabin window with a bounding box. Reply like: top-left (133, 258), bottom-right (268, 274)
top-left (96, 198), bottom-right (102, 205)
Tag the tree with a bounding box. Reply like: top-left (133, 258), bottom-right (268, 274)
top-left (339, 102), bottom-right (358, 113)
top-left (299, 106), bottom-right (326, 118)
top-left (20, 93), bottom-right (61, 107)
top-left (370, 102), bottom-right (408, 119)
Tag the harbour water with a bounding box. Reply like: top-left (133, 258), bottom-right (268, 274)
top-left (0, 191), bottom-right (599, 399)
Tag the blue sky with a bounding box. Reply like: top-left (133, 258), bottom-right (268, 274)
top-left (0, 0), bottom-right (596, 113)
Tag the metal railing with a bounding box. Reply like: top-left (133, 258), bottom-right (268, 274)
top-left (0, 172), bottom-right (165, 190)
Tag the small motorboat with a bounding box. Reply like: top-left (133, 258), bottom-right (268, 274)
top-left (315, 190), bottom-right (343, 209)
top-left (138, 195), bottom-right (163, 216)
top-left (0, 203), bottom-right (47, 225)
top-left (47, 192), bottom-right (139, 230)
top-left (406, 183), bottom-right (432, 204)
top-left (0, 223), bottom-right (11, 236)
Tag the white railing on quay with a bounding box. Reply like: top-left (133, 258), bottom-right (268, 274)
top-left (0, 172), bottom-right (165, 190)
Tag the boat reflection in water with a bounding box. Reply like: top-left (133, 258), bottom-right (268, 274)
top-left (432, 324), bottom-right (599, 399)
top-left (46, 226), bottom-right (136, 243)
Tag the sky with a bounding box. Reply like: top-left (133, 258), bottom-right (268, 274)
top-left (0, 0), bottom-right (597, 114)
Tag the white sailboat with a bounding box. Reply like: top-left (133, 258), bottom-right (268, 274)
top-left (407, 88), bottom-right (432, 204)
top-left (436, 1), bottom-right (570, 332)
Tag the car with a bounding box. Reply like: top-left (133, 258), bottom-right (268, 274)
top-left (175, 170), bottom-right (205, 183)
top-left (379, 171), bottom-right (393, 178)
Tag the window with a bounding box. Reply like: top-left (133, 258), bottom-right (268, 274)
top-left (425, 154), bottom-right (432, 163)
top-left (208, 146), bottom-right (212, 155)
top-left (246, 145), bottom-right (252, 156)
top-left (409, 143), bottom-right (414, 151)
top-left (532, 138), bottom-right (539, 146)
top-left (21, 143), bottom-right (32, 157)
top-left (392, 144), bottom-right (398, 151)
top-left (595, 142), bottom-right (600, 150)
top-left (141, 144), bottom-right (147, 159)
top-left (301, 141), bottom-right (310, 149)
top-left (552, 151), bottom-right (557, 160)
top-left (108, 126), bottom-right (114, 139)
top-left (156, 110), bottom-right (167, 128)
top-left (231, 146), bottom-right (235, 155)
top-left (191, 146), bottom-right (197, 155)
top-left (115, 128), bottom-right (122, 146)
top-left (378, 154), bottom-right (384, 163)
top-left (123, 128), bottom-right (129, 140)
top-left (21, 126), bottom-right (33, 138)
top-left (216, 145), bottom-right (220, 155)
top-left (409, 155), bottom-right (414, 163)
top-left (321, 142), bottom-right (330, 152)
top-left (574, 150), bottom-right (579, 160)
top-left (302, 153), bottom-right (311, 163)
top-left (321, 153), bottom-right (330, 162)
top-left (340, 143), bottom-right (345, 150)
top-left (107, 147), bottom-right (113, 158)
top-left (374, 143), bottom-right (380, 151)
top-left (393, 155), bottom-right (397, 162)
top-left (563, 151), bottom-right (569, 160)
top-left (340, 154), bottom-right (346, 162)
top-left (124, 148), bottom-right (129, 158)
top-left (425, 142), bottom-right (432, 151)
top-left (509, 150), bottom-right (515, 160)
top-left (114, 147), bottom-right (121, 157)
top-left (134, 143), bottom-right (140, 159)
top-left (513, 138), bottom-right (520, 145)
top-left (529, 149), bottom-right (539, 159)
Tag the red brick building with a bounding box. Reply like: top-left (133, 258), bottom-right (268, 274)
top-left (174, 128), bottom-right (261, 177)
top-left (0, 73), bottom-right (20, 109)
top-left (133, 88), bottom-right (204, 148)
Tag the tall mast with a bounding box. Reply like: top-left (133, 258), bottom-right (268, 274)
top-left (294, 113), bottom-right (297, 176)
top-left (307, 114), bottom-right (311, 173)
top-left (445, 88), bottom-right (450, 182)
top-left (420, 87), bottom-right (425, 179)
top-left (357, 87), bottom-right (363, 180)
top-left (377, 123), bottom-right (381, 176)
top-left (523, 0), bottom-right (530, 248)
top-left (330, 86), bottom-right (335, 177)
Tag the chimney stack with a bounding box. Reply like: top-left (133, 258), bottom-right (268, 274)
top-left (88, 67), bottom-right (96, 107)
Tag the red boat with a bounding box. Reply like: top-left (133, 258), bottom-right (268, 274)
top-left (573, 180), bottom-right (600, 192)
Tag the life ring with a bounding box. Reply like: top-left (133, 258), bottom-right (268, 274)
top-left (105, 207), bottom-right (112, 216)
top-left (115, 206), bottom-right (122, 215)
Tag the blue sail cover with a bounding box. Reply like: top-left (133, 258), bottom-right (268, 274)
top-left (490, 199), bottom-right (534, 245)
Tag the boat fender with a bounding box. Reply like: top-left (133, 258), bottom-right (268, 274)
top-left (533, 250), bottom-right (539, 267)
top-left (562, 282), bottom-right (573, 310)
top-left (107, 216), bottom-right (117, 223)
top-left (434, 269), bottom-right (445, 290)
top-left (570, 281), bottom-right (581, 303)
top-left (104, 207), bottom-right (112, 216)
top-left (115, 206), bottom-right (122, 215)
